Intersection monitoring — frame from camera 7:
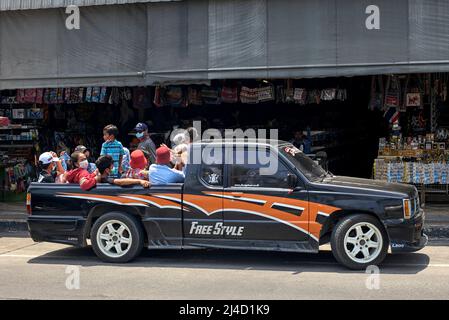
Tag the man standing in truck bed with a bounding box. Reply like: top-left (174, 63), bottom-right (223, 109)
top-left (134, 122), bottom-right (157, 165)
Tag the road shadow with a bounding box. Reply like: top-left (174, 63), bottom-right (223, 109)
top-left (27, 245), bottom-right (430, 275)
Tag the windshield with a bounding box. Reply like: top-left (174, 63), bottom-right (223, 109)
top-left (279, 144), bottom-right (327, 181)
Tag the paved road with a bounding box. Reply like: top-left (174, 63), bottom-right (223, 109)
top-left (1, 233), bottom-right (449, 300)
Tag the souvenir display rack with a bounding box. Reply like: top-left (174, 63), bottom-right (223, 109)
top-left (0, 102), bottom-right (41, 201)
top-left (371, 73), bottom-right (449, 202)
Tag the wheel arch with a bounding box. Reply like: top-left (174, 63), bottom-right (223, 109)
top-left (81, 204), bottom-right (146, 246)
top-left (319, 209), bottom-right (389, 245)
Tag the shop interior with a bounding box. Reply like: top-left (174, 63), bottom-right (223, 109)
top-left (1, 74), bottom-right (448, 203)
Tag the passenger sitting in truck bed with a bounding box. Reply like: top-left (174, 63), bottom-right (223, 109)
top-left (149, 146), bottom-right (185, 185)
top-left (95, 155), bottom-right (150, 188)
top-left (63, 152), bottom-right (98, 191)
top-left (37, 151), bottom-right (65, 183)
top-left (122, 150), bottom-right (149, 180)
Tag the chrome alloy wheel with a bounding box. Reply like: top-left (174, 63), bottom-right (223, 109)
top-left (343, 222), bottom-right (383, 264)
top-left (96, 220), bottom-right (133, 258)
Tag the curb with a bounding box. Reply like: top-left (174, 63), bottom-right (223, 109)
top-left (424, 225), bottom-right (449, 239)
top-left (1, 221), bottom-right (449, 241)
top-left (0, 221), bottom-right (28, 233)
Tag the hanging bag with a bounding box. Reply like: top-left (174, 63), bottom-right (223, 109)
top-left (368, 75), bottom-right (384, 111)
top-left (221, 87), bottom-right (238, 104)
top-left (240, 87), bottom-right (259, 104)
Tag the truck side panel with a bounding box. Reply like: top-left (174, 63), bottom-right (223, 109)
top-left (28, 183), bottom-right (183, 247)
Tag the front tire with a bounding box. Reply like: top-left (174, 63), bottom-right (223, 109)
top-left (91, 212), bottom-right (144, 263)
top-left (330, 214), bottom-right (388, 270)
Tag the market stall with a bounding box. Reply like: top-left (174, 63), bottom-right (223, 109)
top-left (0, 78), bottom-right (358, 201)
top-left (371, 74), bottom-right (449, 202)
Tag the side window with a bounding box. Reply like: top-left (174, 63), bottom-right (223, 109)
top-left (200, 164), bottom-right (223, 187)
top-left (230, 147), bottom-right (291, 188)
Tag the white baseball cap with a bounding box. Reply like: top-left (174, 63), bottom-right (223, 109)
top-left (39, 152), bottom-right (59, 165)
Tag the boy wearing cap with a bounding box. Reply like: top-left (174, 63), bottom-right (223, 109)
top-left (148, 146), bottom-right (185, 185)
top-left (37, 152), bottom-right (66, 183)
top-left (134, 122), bottom-right (156, 164)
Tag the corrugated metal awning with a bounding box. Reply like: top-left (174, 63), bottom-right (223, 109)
top-left (0, 0), bottom-right (179, 11)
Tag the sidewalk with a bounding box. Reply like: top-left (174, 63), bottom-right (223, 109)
top-left (1, 201), bottom-right (449, 239)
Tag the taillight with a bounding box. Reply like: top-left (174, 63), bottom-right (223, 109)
top-left (403, 199), bottom-right (411, 219)
top-left (26, 193), bottom-right (32, 215)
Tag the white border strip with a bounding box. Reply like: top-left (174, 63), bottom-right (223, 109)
top-left (55, 195), bottom-right (148, 207)
top-left (271, 202), bottom-right (305, 212)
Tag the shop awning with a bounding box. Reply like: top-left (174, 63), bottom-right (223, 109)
top-left (0, 0), bottom-right (179, 11)
top-left (3, 0), bottom-right (449, 89)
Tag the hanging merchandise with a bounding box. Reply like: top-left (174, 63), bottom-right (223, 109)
top-left (336, 89), bottom-right (347, 101)
top-left (384, 75), bottom-right (401, 109)
top-left (153, 85), bottom-right (163, 107)
top-left (34, 88), bottom-right (43, 105)
top-left (406, 92), bottom-right (422, 107)
top-left (293, 88), bottom-right (307, 105)
top-left (411, 111), bottom-right (427, 134)
top-left (67, 87), bottom-right (78, 104)
top-left (307, 90), bottom-right (321, 104)
top-left (285, 80), bottom-right (295, 104)
top-left (240, 87), bottom-right (259, 104)
top-left (133, 87), bottom-right (150, 109)
top-left (257, 86), bottom-right (275, 103)
top-left (285, 88), bottom-right (295, 103)
top-left (404, 75), bottom-right (423, 108)
top-left (187, 87), bottom-right (203, 106)
top-left (24, 89), bottom-right (37, 104)
top-left (85, 87), bottom-right (93, 103)
top-left (201, 87), bottom-right (221, 105)
top-left (0, 117), bottom-right (10, 126)
top-left (16, 89), bottom-right (25, 104)
top-left (91, 87), bottom-right (101, 103)
top-left (383, 107), bottom-right (400, 124)
top-left (221, 87), bottom-right (238, 104)
top-left (368, 75), bottom-right (384, 111)
top-left (64, 88), bottom-right (71, 102)
top-left (49, 88), bottom-right (58, 104)
top-left (1, 94), bottom-right (16, 104)
top-left (12, 109), bottom-right (25, 119)
top-left (43, 88), bottom-right (51, 104)
top-left (275, 85), bottom-right (285, 104)
top-left (57, 88), bottom-right (64, 104)
top-left (123, 88), bottom-right (133, 101)
top-left (28, 108), bottom-right (43, 120)
top-left (320, 89), bottom-right (337, 101)
top-left (99, 87), bottom-right (108, 104)
top-left (109, 87), bottom-right (121, 105)
top-left (164, 86), bottom-right (186, 107)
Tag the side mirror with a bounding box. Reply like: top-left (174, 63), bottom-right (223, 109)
top-left (287, 174), bottom-right (298, 189)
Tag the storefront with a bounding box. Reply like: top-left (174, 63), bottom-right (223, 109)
top-left (2, 0), bottom-right (449, 202)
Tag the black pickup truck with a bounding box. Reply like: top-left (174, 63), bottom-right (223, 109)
top-left (27, 140), bottom-right (427, 269)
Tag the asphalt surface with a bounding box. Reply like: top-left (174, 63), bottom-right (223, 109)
top-left (1, 232), bottom-right (449, 300)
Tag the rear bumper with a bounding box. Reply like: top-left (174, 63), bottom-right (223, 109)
top-left (27, 216), bottom-right (86, 247)
top-left (384, 209), bottom-right (427, 253)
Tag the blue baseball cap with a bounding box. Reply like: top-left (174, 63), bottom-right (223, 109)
top-left (134, 123), bottom-right (148, 132)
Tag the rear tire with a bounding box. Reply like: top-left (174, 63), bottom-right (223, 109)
top-left (330, 214), bottom-right (388, 270)
top-left (91, 212), bottom-right (144, 263)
